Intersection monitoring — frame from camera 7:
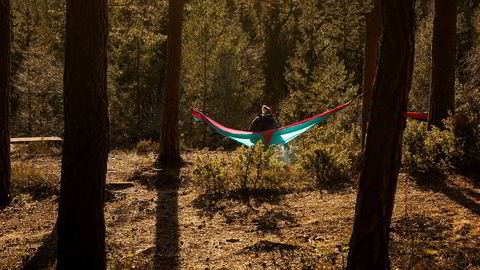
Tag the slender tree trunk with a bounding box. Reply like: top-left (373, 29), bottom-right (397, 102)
top-left (0, 0), bottom-right (12, 206)
top-left (428, 0), bottom-right (457, 129)
top-left (347, 0), bottom-right (415, 268)
top-left (136, 37), bottom-right (141, 136)
top-left (361, 0), bottom-right (381, 152)
top-left (157, 0), bottom-right (184, 168)
top-left (57, 0), bottom-right (109, 269)
top-left (25, 5), bottom-right (33, 136)
top-left (202, 23), bottom-right (208, 146)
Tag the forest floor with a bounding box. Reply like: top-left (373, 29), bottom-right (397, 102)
top-left (1, 147), bottom-right (479, 270)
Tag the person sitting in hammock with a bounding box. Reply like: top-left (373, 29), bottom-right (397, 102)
top-left (248, 105), bottom-right (279, 132)
top-left (249, 105), bottom-right (292, 162)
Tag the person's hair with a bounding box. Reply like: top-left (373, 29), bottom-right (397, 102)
top-left (262, 105), bottom-right (272, 114)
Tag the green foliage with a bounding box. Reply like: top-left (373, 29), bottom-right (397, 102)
top-left (135, 139), bottom-right (159, 154)
top-left (182, 0), bottom-right (263, 148)
top-left (409, 11), bottom-right (433, 112)
top-left (293, 119), bottom-right (361, 187)
top-left (455, 80), bottom-right (480, 170)
top-left (191, 143), bottom-right (295, 192)
top-left (7, 0), bottom-right (480, 176)
top-left (402, 120), bottom-right (430, 172)
top-left (425, 119), bottom-right (464, 171)
top-left (191, 150), bottom-right (231, 192)
top-left (10, 0), bottom-right (64, 137)
top-left (108, 1), bottom-right (168, 144)
top-left (233, 143), bottom-right (289, 190)
top-left (280, 0), bottom-right (362, 124)
top-left (403, 118), bottom-right (464, 173)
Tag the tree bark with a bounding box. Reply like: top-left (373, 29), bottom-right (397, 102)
top-left (361, 0), bottom-right (381, 152)
top-left (428, 0), bottom-right (457, 129)
top-left (57, 0), bottom-right (109, 269)
top-left (347, 0), bottom-right (415, 268)
top-left (157, 0), bottom-right (184, 168)
top-left (0, 0), bottom-right (11, 206)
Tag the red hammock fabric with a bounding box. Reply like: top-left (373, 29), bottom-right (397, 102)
top-left (405, 112), bottom-right (428, 121)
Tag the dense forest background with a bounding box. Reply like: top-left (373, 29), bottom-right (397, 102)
top-left (2, 0), bottom-right (480, 268)
top-left (8, 0), bottom-right (480, 153)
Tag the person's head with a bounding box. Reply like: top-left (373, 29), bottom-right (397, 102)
top-left (262, 105), bottom-right (272, 115)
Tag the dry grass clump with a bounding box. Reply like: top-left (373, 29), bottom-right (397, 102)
top-left (11, 161), bottom-right (59, 200)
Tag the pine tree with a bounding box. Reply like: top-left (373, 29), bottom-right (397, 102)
top-left (0, 0), bottom-right (12, 206)
top-left (182, 0), bottom-right (263, 147)
top-left (428, 0), bottom-right (457, 129)
top-left (361, 0), bottom-right (381, 151)
top-left (57, 0), bottom-right (109, 268)
top-left (156, 0), bottom-right (185, 167)
top-left (347, 0), bottom-right (415, 267)
top-left (282, 1), bottom-right (357, 122)
top-left (108, 0), bottom-right (168, 142)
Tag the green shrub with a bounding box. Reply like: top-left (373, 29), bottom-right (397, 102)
top-left (402, 120), bottom-right (430, 172)
top-left (425, 118), bottom-right (463, 171)
top-left (456, 83), bottom-right (480, 170)
top-left (191, 150), bottom-right (231, 192)
top-left (232, 143), bottom-right (291, 190)
top-left (292, 120), bottom-right (361, 187)
top-left (403, 117), bottom-right (464, 173)
top-left (135, 139), bottom-right (158, 154)
top-left (191, 143), bottom-right (293, 192)
top-left (190, 117), bottom-right (362, 192)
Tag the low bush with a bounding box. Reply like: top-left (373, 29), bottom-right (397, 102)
top-left (135, 139), bottom-right (159, 154)
top-left (191, 120), bottom-right (361, 192)
top-left (292, 119), bottom-right (361, 188)
top-left (191, 143), bottom-right (294, 193)
top-left (403, 117), bottom-right (467, 173)
top-left (11, 161), bottom-right (59, 200)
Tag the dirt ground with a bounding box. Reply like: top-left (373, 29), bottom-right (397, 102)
top-left (1, 150), bottom-right (479, 270)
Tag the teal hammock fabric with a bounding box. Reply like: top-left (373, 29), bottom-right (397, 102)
top-left (192, 102), bottom-right (352, 147)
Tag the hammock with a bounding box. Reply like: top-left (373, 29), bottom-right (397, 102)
top-left (405, 112), bottom-right (428, 121)
top-left (192, 102), bottom-right (352, 147)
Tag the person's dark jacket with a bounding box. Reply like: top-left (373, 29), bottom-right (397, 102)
top-left (248, 113), bottom-right (278, 132)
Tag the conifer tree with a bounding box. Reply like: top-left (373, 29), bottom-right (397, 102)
top-left (428, 0), bottom-right (457, 129)
top-left (157, 0), bottom-right (185, 167)
top-left (0, 0), bottom-right (12, 206)
top-left (57, 0), bottom-right (109, 268)
top-left (347, 0), bottom-right (415, 267)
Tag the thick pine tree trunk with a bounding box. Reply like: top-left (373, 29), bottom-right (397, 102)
top-left (157, 0), bottom-right (184, 168)
top-left (347, 0), bottom-right (415, 268)
top-left (361, 0), bottom-right (381, 152)
top-left (57, 0), bottom-right (109, 269)
top-left (0, 0), bottom-right (11, 206)
top-left (428, 0), bottom-right (457, 129)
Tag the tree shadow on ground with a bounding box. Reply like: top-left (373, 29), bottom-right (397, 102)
top-left (410, 171), bottom-right (480, 216)
top-left (192, 188), bottom-right (287, 220)
top-left (154, 168), bottom-right (180, 270)
top-left (253, 208), bottom-right (297, 235)
top-left (390, 214), bottom-right (480, 269)
top-left (314, 178), bottom-right (356, 194)
top-left (22, 226), bottom-right (57, 270)
top-left (129, 166), bottom-right (180, 269)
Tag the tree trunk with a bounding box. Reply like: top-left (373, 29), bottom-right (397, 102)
top-left (0, 0), bottom-right (11, 206)
top-left (136, 37), bottom-right (142, 137)
top-left (57, 0), bottom-right (109, 269)
top-left (361, 0), bottom-right (381, 152)
top-left (156, 0), bottom-right (184, 168)
top-left (428, 0), bottom-right (457, 129)
top-left (347, 0), bottom-right (415, 268)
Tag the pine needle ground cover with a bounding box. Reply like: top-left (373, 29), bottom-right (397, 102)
top-left (1, 150), bottom-right (479, 269)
